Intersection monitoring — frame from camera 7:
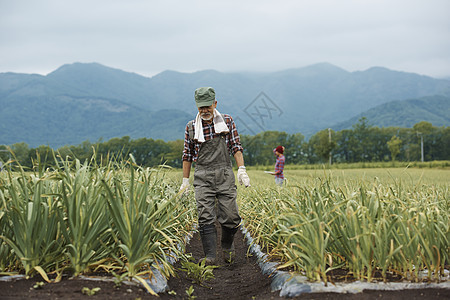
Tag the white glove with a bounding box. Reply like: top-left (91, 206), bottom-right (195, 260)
top-left (179, 177), bottom-right (190, 193)
top-left (237, 166), bottom-right (251, 187)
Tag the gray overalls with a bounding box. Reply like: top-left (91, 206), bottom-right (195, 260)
top-left (193, 135), bottom-right (241, 262)
top-left (193, 135), bottom-right (241, 228)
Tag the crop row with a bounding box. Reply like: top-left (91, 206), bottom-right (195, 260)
top-left (0, 154), bottom-right (196, 295)
top-left (239, 176), bottom-right (449, 283)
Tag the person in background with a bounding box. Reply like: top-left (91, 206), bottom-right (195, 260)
top-left (272, 145), bottom-right (285, 186)
top-left (180, 87), bottom-right (251, 264)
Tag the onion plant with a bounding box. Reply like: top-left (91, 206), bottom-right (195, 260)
top-left (56, 157), bottom-right (113, 276)
top-left (0, 195), bottom-right (16, 272)
top-left (102, 155), bottom-right (193, 295)
top-left (0, 158), bottom-right (64, 280)
top-left (0, 152), bottom-right (196, 290)
top-left (239, 171), bottom-right (449, 283)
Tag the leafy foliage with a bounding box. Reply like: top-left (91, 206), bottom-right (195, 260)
top-left (1, 120), bottom-right (449, 169)
top-left (180, 259), bottom-right (218, 285)
top-left (81, 287), bottom-right (101, 296)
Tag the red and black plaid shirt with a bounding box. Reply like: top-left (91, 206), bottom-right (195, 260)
top-left (182, 114), bottom-right (243, 162)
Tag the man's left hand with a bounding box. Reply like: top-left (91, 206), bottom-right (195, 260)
top-left (237, 166), bottom-right (251, 187)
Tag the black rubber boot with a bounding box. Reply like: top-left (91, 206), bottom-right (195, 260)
top-left (199, 224), bottom-right (217, 265)
top-left (221, 226), bottom-right (238, 263)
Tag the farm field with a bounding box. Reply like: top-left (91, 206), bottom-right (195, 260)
top-left (244, 167), bottom-right (450, 186)
top-left (238, 167), bottom-right (449, 283)
top-left (0, 160), bottom-right (449, 298)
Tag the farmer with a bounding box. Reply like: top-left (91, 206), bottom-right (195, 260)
top-left (180, 87), bottom-right (251, 264)
top-left (272, 145), bottom-right (285, 186)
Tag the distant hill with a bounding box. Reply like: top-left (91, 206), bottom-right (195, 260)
top-left (0, 67), bottom-right (192, 147)
top-left (1, 62), bottom-right (449, 147)
top-left (332, 95), bottom-right (450, 130)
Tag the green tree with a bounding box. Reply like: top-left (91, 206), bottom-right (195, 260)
top-left (387, 135), bottom-right (402, 161)
top-left (352, 117), bottom-right (372, 162)
top-left (7, 143), bottom-right (30, 166)
top-left (413, 121), bottom-right (433, 134)
top-left (241, 131), bottom-right (290, 166)
top-left (333, 129), bottom-right (352, 163)
top-left (96, 136), bottom-right (131, 163)
top-left (413, 121), bottom-right (435, 161)
top-left (435, 126), bottom-right (450, 160)
top-left (309, 129), bottom-right (336, 163)
top-left (284, 133), bottom-right (307, 164)
top-left (164, 139), bottom-right (184, 168)
top-left (128, 138), bottom-right (171, 167)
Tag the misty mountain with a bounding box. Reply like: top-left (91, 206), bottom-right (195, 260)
top-left (332, 95), bottom-right (450, 130)
top-left (1, 62), bottom-right (449, 147)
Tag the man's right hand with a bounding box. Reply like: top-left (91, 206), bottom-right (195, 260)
top-left (179, 177), bottom-right (190, 193)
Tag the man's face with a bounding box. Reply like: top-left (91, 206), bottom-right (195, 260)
top-left (198, 101), bottom-right (217, 121)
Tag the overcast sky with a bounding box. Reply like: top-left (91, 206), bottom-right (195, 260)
top-left (1, 0), bottom-right (449, 78)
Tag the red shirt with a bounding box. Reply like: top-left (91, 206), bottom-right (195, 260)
top-left (182, 114), bottom-right (243, 162)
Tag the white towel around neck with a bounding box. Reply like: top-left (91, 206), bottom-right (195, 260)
top-left (194, 109), bottom-right (229, 143)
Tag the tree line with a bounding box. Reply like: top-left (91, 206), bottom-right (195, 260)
top-left (1, 118), bottom-right (449, 169)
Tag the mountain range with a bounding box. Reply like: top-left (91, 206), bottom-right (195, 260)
top-left (333, 95), bottom-right (450, 130)
top-left (1, 62), bottom-right (449, 148)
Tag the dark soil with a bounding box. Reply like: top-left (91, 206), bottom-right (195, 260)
top-left (1, 226), bottom-right (448, 299)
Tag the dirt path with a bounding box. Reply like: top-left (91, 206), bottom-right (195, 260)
top-left (1, 226), bottom-right (448, 299)
top-left (160, 224), bottom-right (282, 299)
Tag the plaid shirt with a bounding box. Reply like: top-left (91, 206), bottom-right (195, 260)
top-left (182, 114), bottom-right (243, 162)
top-left (274, 154), bottom-right (285, 179)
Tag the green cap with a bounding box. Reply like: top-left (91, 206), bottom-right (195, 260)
top-left (194, 87), bottom-right (215, 107)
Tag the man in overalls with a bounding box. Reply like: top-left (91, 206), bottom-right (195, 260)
top-left (180, 87), bottom-right (251, 264)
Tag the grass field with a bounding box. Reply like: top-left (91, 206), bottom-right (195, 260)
top-left (243, 167), bottom-right (450, 187)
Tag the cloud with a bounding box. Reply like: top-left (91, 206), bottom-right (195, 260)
top-left (1, 0), bottom-right (449, 78)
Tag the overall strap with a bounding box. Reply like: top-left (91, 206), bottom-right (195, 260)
top-left (188, 120), bottom-right (194, 141)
